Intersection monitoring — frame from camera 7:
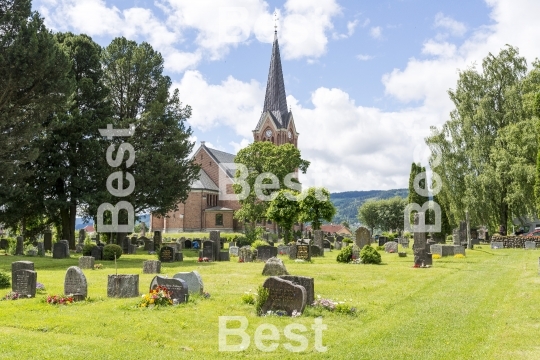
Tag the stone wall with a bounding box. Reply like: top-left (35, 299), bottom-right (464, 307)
top-left (491, 236), bottom-right (540, 248)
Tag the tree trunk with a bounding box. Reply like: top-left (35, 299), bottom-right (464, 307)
top-left (69, 202), bottom-right (76, 248)
top-left (61, 208), bottom-right (70, 241)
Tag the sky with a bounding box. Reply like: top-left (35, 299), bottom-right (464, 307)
top-left (32, 0), bottom-right (540, 193)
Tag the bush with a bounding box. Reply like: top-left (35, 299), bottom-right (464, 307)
top-left (251, 240), bottom-right (270, 249)
top-left (102, 244), bottom-right (122, 260)
top-left (382, 232), bottom-right (397, 241)
top-left (0, 271), bottom-right (10, 289)
top-left (446, 235), bottom-right (453, 242)
top-left (82, 243), bottom-right (96, 256)
top-left (343, 237), bottom-right (353, 244)
top-left (236, 236), bottom-right (250, 247)
top-left (255, 286), bottom-right (269, 316)
top-left (336, 246), bottom-right (353, 263)
top-left (360, 245), bottom-right (381, 264)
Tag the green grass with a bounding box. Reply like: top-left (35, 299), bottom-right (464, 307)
top-left (0, 246), bottom-right (539, 359)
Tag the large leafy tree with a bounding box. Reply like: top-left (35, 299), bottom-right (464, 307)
top-left (266, 189), bottom-right (301, 244)
top-left (97, 37), bottom-right (199, 241)
top-left (426, 45), bottom-right (534, 232)
top-left (298, 187), bottom-right (336, 231)
top-left (233, 141), bottom-right (310, 225)
top-left (357, 199), bottom-right (379, 235)
top-left (0, 0), bottom-right (71, 233)
top-left (377, 196), bottom-right (407, 233)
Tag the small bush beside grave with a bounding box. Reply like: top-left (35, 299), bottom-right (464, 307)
top-left (336, 246), bottom-right (352, 263)
top-left (102, 244), bottom-right (122, 260)
top-left (360, 245), bottom-right (381, 265)
top-left (82, 243), bottom-right (96, 256)
top-left (0, 271), bottom-right (10, 288)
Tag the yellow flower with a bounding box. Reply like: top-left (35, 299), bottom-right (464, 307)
top-left (149, 298), bottom-right (154, 304)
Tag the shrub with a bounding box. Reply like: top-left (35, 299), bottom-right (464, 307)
top-left (102, 244), bottom-right (122, 260)
top-left (251, 240), bottom-right (270, 249)
top-left (336, 246), bottom-right (353, 263)
top-left (360, 245), bottom-right (381, 264)
top-left (241, 290), bottom-right (256, 305)
top-left (255, 286), bottom-right (269, 316)
top-left (382, 232), bottom-right (397, 241)
top-left (0, 271), bottom-right (10, 289)
top-left (343, 237), bottom-right (353, 244)
top-left (376, 245), bottom-right (385, 251)
top-left (82, 243), bottom-right (96, 256)
top-left (236, 236), bottom-right (250, 247)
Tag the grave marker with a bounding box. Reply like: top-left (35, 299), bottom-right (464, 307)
top-left (43, 230), bottom-right (52, 252)
top-left (279, 275), bottom-right (315, 305)
top-left (355, 227), bottom-right (371, 249)
top-left (12, 269), bottom-right (37, 297)
top-left (173, 271), bottom-right (203, 295)
top-left (150, 276), bottom-right (189, 303)
top-left (261, 277), bottom-right (307, 316)
top-left (78, 256), bottom-right (94, 269)
top-left (107, 275), bottom-right (139, 298)
top-left (64, 266), bottom-right (87, 301)
top-left (257, 245), bottom-right (277, 261)
top-left (143, 260), bottom-right (161, 274)
top-left (159, 246), bottom-right (175, 262)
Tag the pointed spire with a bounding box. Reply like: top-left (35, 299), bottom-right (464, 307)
top-left (262, 24), bottom-right (288, 125)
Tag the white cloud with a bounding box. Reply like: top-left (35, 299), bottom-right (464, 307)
top-left (356, 54), bottom-right (374, 61)
top-left (434, 12), bottom-right (467, 37)
top-left (332, 19), bottom-right (359, 40)
top-left (421, 40), bottom-right (457, 58)
top-left (230, 138), bottom-right (251, 153)
top-left (370, 26), bottom-right (382, 39)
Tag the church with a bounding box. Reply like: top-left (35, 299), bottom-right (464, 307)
top-left (150, 29), bottom-right (299, 233)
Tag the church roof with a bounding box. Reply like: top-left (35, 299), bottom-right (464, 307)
top-left (191, 169), bottom-right (219, 191)
top-left (255, 31), bottom-right (290, 131)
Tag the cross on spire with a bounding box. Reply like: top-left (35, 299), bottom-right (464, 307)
top-left (274, 11), bottom-right (279, 33)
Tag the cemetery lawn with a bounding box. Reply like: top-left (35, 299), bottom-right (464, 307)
top-left (1, 246), bottom-right (540, 360)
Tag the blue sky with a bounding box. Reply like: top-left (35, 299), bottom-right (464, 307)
top-left (33, 0), bottom-right (540, 192)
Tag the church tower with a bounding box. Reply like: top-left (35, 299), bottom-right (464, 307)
top-left (253, 28), bottom-right (299, 147)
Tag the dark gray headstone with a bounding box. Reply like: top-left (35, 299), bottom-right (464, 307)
top-left (64, 266), bottom-right (87, 301)
top-left (219, 252), bottom-right (230, 261)
top-left (15, 236), bottom-right (24, 255)
top-left (159, 246), bottom-right (175, 262)
top-left (261, 277), bottom-right (307, 316)
top-left (257, 245), bottom-right (278, 261)
top-left (122, 237), bottom-right (130, 254)
top-left (53, 241), bottom-right (69, 259)
top-left (313, 230), bottom-right (324, 255)
top-left (277, 244), bottom-right (289, 255)
top-left (144, 239), bottom-right (154, 251)
top-left (128, 244), bottom-right (137, 254)
top-left (175, 252), bottom-right (184, 261)
top-left (279, 275), bottom-right (315, 305)
top-left (173, 271), bottom-right (203, 295)
top-left (0, 238), bottom-right (7, 250)
top-left (43, 230), bottom-right (52, 252)
top-left (12, 269), bottom-right (37, 297)
top-left (37, 242), bottom-right (45, 256)
top-left (288, 244), bottom-right (298, 259)
top-left (143, 260), bottom-right (161, 274)
top-left (78, 256), bottom-right (94, 269)
top-left (430, 244), bottom-right (456, 257)
top-left (184, 240), bottom-right (192, 249)
top-left (202, 241), bottom-right (214, 260)
top-left (11, 261), bottom-right (34, 281)
top-left (378, 236), bottom-right (388, 247)
top-left (413, 213), bottom-right (427, 266)
top-left (107, 274), bottom-right (139, 298)
top-left (425, 253), bottom-right (433, 266)
top-left (491, 241), bottom-right (504, 249)
top-left (310, 245), bottom-right (321, 257)
top-left (210, 231), bottom-right (221, 262)
top-left (91, 246), bottom-right (102, 260)
top-left (150, 276), bottom-right (189, 303)
top-left (323, 240), bottom-right (331, 249)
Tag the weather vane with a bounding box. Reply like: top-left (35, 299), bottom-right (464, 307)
top-left (274, 11), bottom-right (279, 32)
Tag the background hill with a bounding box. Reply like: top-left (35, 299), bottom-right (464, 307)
top-left (330, 189), bottom-right (408, 225)
top-left (75, 214), bottom-right (150, 230)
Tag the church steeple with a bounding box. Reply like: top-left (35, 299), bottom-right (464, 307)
top-left (262, 29), bottom-right (288, 125)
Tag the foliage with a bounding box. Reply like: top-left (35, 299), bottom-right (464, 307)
top-left (102, 244), bottom-right (122, 261)
top-left (381, 232), bottom-right (397, 241)
top-left (343, 237), bottom-right (353, 243)
top-left (241, 290), bottom-right (256, 305)
top-left (358, 200), bottom-right (379, 235)
top-left (360, 245), bottom-right (382, 265)
top-left (265, 189), bottom-right (301, 243)
top-left (377, 197), bottom-right (407, 232)
top-left (235, 236), bottom-right (250, 248)
top-left (139, 286), bottom-right (173, 308)
top-left (336, 246), bottom-right (353, 263)
top-left (432, 254), bottom-right (442, 259)
top-left (298, 187), bottom-right (336, 230)
top-left (233, 141), bottom-right (309, 223)
top-left (0, 271), bottom-right (10, 288)
top-left (47, 294), bottom-right (74, 305)
top-left (250, 240), bottom-right (270, 249)
top-left (82, 243), bottom-right (97, 256)
top-left (255, 286), bottom-right (269, 316)
top-left (24, 243), bottom-right (37, 255)
top-left (242, 226), bottom-right (264, 246)
top-left (311, 296), bottom-right (357, 316)
top-left (426, 45), bottom-right (535, 231)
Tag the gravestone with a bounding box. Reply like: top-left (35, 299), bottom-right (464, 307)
top-left (296, 244), bottom-right (311, 261)
top-left (64, 266), bottom-right (87, 301)
top-left (202, 241), bottom-right (214, 260)
top-left (219, 252), bottom-right (230, 261)
top-left (12, 269), bottom-right (37, 297)
top-left (53, 240), bottom-right (69, 259)
top-left (210, 231), bottom-right (221, 262)
top-left (107, 275), bottom-right (139, 298)
top-left (453, 245), bottom-right (466, 256)
top-left (430, 244), bottom-right (456, 257)
top-left (352, 245), bottom-right (361, 260)
top-left (122, 237), bottom-right (130, 254)
top-left (43, 230), bottom-right (52, 252)
top-left (257, 245), bottom-right (278, 261)
top-left (0, 238), bottom-right (7, 250)
top-left (173, 271), bottom-right (203, 295)
top-left (37, 242), bottom-right (45, 256)
top-left (288, 244), bottom-right (298, 259)
top-left (277, 244), bottom-right (289, 255)
top-left (313, 230), bottom-right (324, 256)
top-left (130, 236), bottom-right (137, 245)
top-left (378, 236), bottom-right (388, 247)
top-left (150, 276), bottom-right (189, 303)
top-left (261, 277), bottom-right (307, 316)
top-left (355, 227), bottom-right (371, 249)
top-left (153, 231), bottom-right (162, 251)
top-left (78, 229), bottom-right (86, 244)
top-left (491, 241), bottom-right (504, 249)
top-left (323, 240), bottom-right (331, 251)
top-left (310, 245), bottom-right (321, 257)
top-left (262, 257), bottom-right (289, 276)
top-left (525, 241), bottom-right (536, 250)
top-left (11, 261), bottom-right (34, 280)
top-left (400, 237), bottom-right (410, 249)
top-left (184, 240), bottom-right (192, 249)
top-left (175, 252), bottom-right (184, 261)
top-left (279, 275), bottom-right (315, 306)
top-left (229, 246), bottom-right (239, 256)
top-left (15, 236), bottom-right (24, 255)
top-left (159, 246), bottom-right (175, 262)
top-left (140, 222), bottom-right (147, 237)
top-left (335, 241), bottom-right (342, 250)
top-left (144, 239), bottom-right (154, 251)
top-left (78, 256), bottom-right (94, 269)
top-left (425, 253), bottom-right (433, 266)
top-left (238, 246), bottom-right (254, 262)
top-left (327, 236), bottom-right (335, 244)
top-left (143, 260), bottom-right (161, 274)
top-left (91, 246), bottom-right (102, 260)
top-left (384, 241), bottom-right (398, 253)
top-left (413, 213), bottom-right (428, 266)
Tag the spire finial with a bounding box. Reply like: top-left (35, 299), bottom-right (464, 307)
top-left (273, 11), bottom-right (279, 34)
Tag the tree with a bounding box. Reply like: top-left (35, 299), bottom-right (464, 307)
top-left (97, 37), bottom-right (200, 242)
top-left (0, 0), bottom-right (71, 233)
top-left (426, 45), bottom-right (533, 232)
top-left (377, 196), bottom-right (407, 233)
top-left (266, 189), bottom-right (301, 244)
top-left (407, 163), bottom-right (428, 223)
top-left (298, 187), bottom-right (336, 230)
top-left (357, 200), bottom-right (379, 235)
top-left (233, 141), bottom-right (310, 224)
